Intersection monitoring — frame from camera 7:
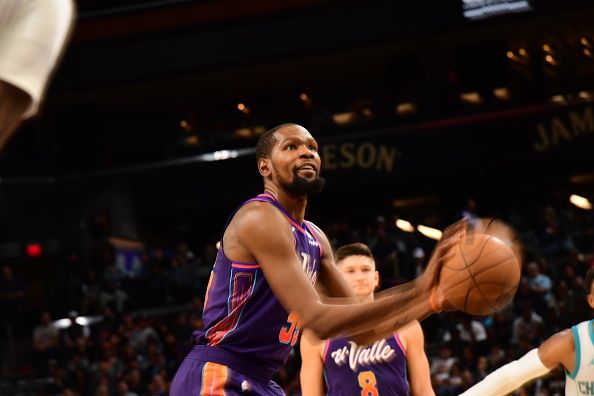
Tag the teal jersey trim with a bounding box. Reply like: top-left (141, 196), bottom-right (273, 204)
top-left (567, 325), bottom-right (581, 380)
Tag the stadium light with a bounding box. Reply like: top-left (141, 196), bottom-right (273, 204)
top-left (417, 225), bottom-right (443, 240)
top-left (395, 219), bottom-right (415, 233)
top-left (570, 194), bottom-right (592, 210)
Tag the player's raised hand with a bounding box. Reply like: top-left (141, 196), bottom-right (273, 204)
top-left (417, 219), bottom-right (467, 311)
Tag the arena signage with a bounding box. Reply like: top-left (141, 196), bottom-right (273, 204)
top-left (533, 105), bottom-right (594, 152)
top-left (321, 142), bottom-right (400, 172)
top-left (462, 0), bottom-right (533, 20)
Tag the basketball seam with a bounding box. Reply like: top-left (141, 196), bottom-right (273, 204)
top-left (461, 236), bottom-right (497, 314)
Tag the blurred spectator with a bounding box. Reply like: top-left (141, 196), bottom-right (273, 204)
top-left (128, 316), bottom-right (158, 350)
top-left (45, 359), bottom-right (67, 395)
top-left (443, 315), bottom-right (488, 353)
top-left (552, 280), bottom-right (578, 329)
top-left (101, 263), bottom-right (128, 312)
top-left (525, 261), bottom-right (553, 314)
top-left (511, 305), bottom-right (544, 344)
top-left (431, 345), bottom-right (458, 382)
top-left (369, 217), bottom-right (399, 280)
top-left (61, 311), bottom-right (91, 354)
top-left (116, 380), bottom-right (138, 396)
top-left (33, 311), bottom-right (60, 375)
top-left (80, 269), bottom-right (103, 314)
top-left (125, 368), bottom-right (146, 396)
top-left (0, 264), bottom-right (25, 312)
top-left (0, 264), bottom-right (25, 376)
top-left (147, 373), bottom-right (167, 396)
top-left (413, 246), bottom-right (426, 277)
top-left (539, 206), bottom-right (566, 256)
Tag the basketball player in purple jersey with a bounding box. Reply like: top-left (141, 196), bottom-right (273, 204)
top-left (301, 243), bottom-right (434, 396)
top-left (170, 123), bottom-right (464, 395)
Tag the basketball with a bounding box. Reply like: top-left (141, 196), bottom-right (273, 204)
top-left (439, 231), bottom-right (521, 316)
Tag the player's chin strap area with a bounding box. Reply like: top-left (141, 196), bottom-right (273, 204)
top-left (458, 348), bottom-right (551, 396)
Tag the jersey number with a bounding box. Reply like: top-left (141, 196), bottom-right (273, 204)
top-left (278, 312), bottom-right (300, 346)
top-left (279, 252), bottom-right (312, 346)
top-left (358, 371), bottom-right (379, 396)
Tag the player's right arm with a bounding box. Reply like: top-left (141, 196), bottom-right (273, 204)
top-left (0, 80), bottom-right (30, 148)
top-left (229, 202), bottom-right (464, 340)
top-left (299, 329), bottom-right (325, 396)
top-left (401, 321), bottom-right (435, 396)
top-left (0, 0), bottom-right (74, 150)
top-left (458, 329), bottom-right (573, 396)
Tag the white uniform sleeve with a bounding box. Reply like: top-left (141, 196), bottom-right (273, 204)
top-left (459, 349), bottom-right (551, 396)
top-left (0, 0), bottom-right (74, 117)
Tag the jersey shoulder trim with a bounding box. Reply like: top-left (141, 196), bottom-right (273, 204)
top-left (567, 325), bottom-right (581, 379)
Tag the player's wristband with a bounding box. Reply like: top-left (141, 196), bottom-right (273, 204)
top-left (429, 288), bottom-right (441, 313)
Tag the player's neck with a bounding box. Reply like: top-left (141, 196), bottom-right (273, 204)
top-left (263, 187), bottom-right (307, 222)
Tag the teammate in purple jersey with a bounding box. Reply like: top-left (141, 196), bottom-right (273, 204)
top-left (170, 123), bottom-right (464, 395)
top-left (301, 243), bottom-right (434, 396)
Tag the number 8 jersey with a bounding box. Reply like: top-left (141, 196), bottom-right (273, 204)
top-left (323, 334), bottom-right (409, 396)
top-left (192, 194), bottom-right (322, 378)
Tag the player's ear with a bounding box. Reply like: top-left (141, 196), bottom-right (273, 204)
top-left (588, 293), bottom-right (594, 309)
top-left (374, 270), bottom-right (379, 289)
top-left (258, 158), bottom-right (272, 177)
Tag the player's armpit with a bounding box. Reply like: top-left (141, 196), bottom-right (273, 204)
top-left (538, 329), bottom-right (575, 371)
top-left (308, 223), bottom-right (355, 300)
top-left (233, 202), bottom-right (325, 322)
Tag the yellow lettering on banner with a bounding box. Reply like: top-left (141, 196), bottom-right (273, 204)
top-left (533, 106), bottom-right (594, 152)
top-left (323, 144), bottom-right (337, 170)
top-left (377, 146), bottom-right (397, 172)
top-left (322, 142), bottom-right (399, 172)
top-left (570, 107), bottom-right (594, 136)
top-left (533, 124), bottom-right (549, 152)
top-left (339, 142), bottom-right (355, 168)
top-left (551, 118), bottom-right (572, 146)
top-left (357, 143), bottom-right (375, 169)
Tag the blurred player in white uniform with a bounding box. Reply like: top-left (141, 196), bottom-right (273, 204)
top-left (460, 267), bottom-right (594, 396)
top-left (0, 0), bottom-right (74, 151)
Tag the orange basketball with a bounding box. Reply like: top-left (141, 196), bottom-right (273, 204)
top-left (439, 232), bottom-right (521, 316)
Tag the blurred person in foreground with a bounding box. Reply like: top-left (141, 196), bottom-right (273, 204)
top-left (0, 0), bottom-right (74, 151)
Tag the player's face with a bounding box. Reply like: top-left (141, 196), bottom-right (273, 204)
top-left (269, 126), bottom-right (324, 195)
top-left (337, 255), bottom-right (379, 298)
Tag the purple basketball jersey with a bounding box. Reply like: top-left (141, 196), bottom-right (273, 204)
top-left (323, 334), bottom-right (409, 396)
top-left (192, 193), bottom-right (322, 378)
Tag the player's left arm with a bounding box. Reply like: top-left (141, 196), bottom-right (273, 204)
top-left (401, 321), bottom-right (435, 396)
top-left (299, 329), bottom-right (326, 396)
